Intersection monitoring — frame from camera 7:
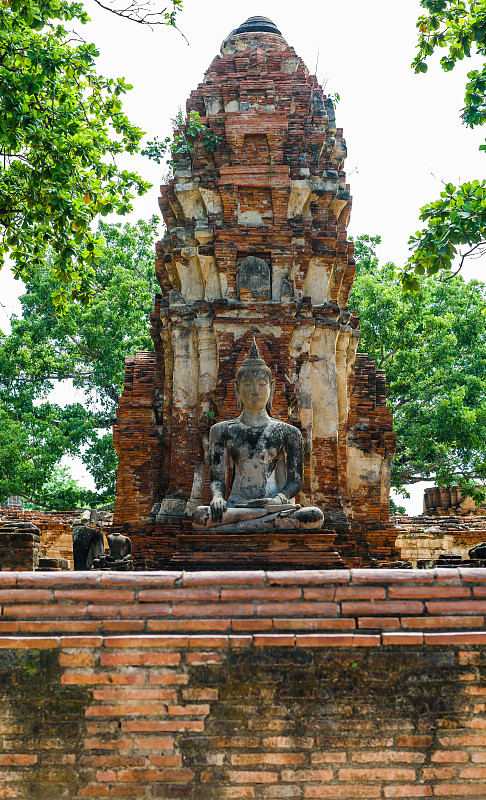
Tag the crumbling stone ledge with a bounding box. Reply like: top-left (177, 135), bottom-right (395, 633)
top-left (1, 568), bottom-right (486, 638)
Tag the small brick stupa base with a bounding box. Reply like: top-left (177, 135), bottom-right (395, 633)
top-left (112, 17), bottom-right (399, 569)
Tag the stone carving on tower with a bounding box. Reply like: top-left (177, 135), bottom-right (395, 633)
top-left (112, 16), bottom-right (398, 568)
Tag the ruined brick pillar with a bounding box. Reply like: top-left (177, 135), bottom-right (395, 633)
top-left (113, 16), bottom-right (398, 567)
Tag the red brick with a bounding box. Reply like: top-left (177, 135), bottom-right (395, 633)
top-left (120, 603), bottom-right (171, 617)
top-left (104, 635), bottom-right (188, 649)
top-left (122, 720), bottom-right (205, 732)
top-left (116, 767), bottom-right (194, 782)
top-left (139, 588), bottom-right (219, 601)
top-left (431, 750), bottom-right (469, 762)
top-left (3, 604), bottom-right (87, 617)
top-left (350, 569), bottom-right (434, 583)
top-left (397, 736), bottom-right (433, 748)
top-left (79, 785), bottom-right (145, 797)
top-left (458, 568), bottom-right (486, 582)
top-left (402, 616), bottom-right (483, 630)
top-left (435, 569), bottom-right (462, 582)
top-left (231, 619), bottom-right (272, 631)
top-left (384, 788), bottom-right (432, 798)
top-left (231, 754), bottom-right (306, 766)
top-left (167, 704), bottom-right (210, 715)
top-left (295, 634), bottom-right (353, 647)
top-left (60, 652), bottom-right (94, 667)
top-left (230, 635), bottom-right (254, 647)
top-left (267, 571), bottom-right (349, 585)
top-left (147, 754), bottom-right (182, 766)
top-left (357, 617), bottom-right (400, 629)
top-left (0, 622), bottom-right (19, 633)
top-left (426, 600), bottom-right (486, 614)
top-left (54, 589), bottom-right (135, 602)
top-left (388, 585), bottom-right (470, 599)
top-left (310, 752), bottom-right (347, 764)
top-left (133, 737), bottom-right (175, 749)
top-left (351, 750), bottom-right (425, 763)
top-left (182, 571), bottom-right (265, 586)
top-left (256, 602), bottom-right (338, 616)
top-left (433, 786), bottom-right (486, 795)
top-left (99, 572), bottom-right (181, 586)
top-left (87, 704), bottom-right (168, 717)
top-left (80, 754), bottom-right (145, 768)
top-left (254, 635), bottom-right (294, 646)
top-left (0, 589), bottom-right (51, 602)
top-left (93, 688), bottom-right (176, 701)
top-left (221, 588), bottom-right (301, 601)
top-left (338, 768), bottom-right (416, 781)
top-left (20, 621), bottom-right (99, 633)
top-left (439, 734), bottom-right (486, 747)
top-left (334, 586), bottom-right (385, 600)
top-left (60, 636), bottom-right (102, 647)
top-left (274, 618), bottom-right (355, 631)
top-left (0, 574), bottom-right (16, 585)
top-left (84, 738), bottom-right (134, 750)
top-left (16, 572), bottom-right (98, 586)
top-left (185, 652), bottom-right (224, 664)
top-left (102, 620), bottom-right (146, 632)
top-left (228, 771), bottom-right (278, 784)
top-left (421, 766), bottom-right (457, 779)
top-left (147, 619), bottom-right (230, 632)
top-left (0, 636), bottom-right (57, 648)
top-left (459, 766), bottom-right (486, 777)
top-left (172, 603), bottom-right (253, 617)
top-left (188, 635), bottom-right (229, 648)
top-left (62, 672), bottom-right (145, 686)
top-left (148, 674), bottom-right (189, 685)
top-left (382, 632), bottom-right (424, 645)
top-left (424, 632), bottom-right (486, 644)
top-left (341, 601), bottom-right (424, 615)
top-left (0, 754), bottom-right (37, 765)
top-left (281, 769), bottom-right (333, 781)
top-left (100, 652), bottom-right (181, 666)
top-left (301, 587), bottom-right (338, 599)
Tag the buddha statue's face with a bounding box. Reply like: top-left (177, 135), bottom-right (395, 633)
top-left (235, 367), bottom-right (275, 413)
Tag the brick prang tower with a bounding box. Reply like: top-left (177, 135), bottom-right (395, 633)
top-left (113, 16), bottom-right (399, 568)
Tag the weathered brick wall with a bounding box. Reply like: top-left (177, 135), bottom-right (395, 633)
top-left (0, 509), bottom-right (74, 565)
top-left (2, 569), bottom-right (486, 798)
top-left (424, 487), bottom-right (486, 516)
top-left (394, 514), bottom-right (486, 566)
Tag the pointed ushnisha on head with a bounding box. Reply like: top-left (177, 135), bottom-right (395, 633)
top-left (236, 338), bottom-right (272, 382)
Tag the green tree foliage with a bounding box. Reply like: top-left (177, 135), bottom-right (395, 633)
top-left (401, 0), bottom-right (486, 290)
top-left (0, 0), bottom-right (180, 313)
top-left (0, 217), bottom-right (157, 507)
top-left (351, 235), bottom-right (486, 499)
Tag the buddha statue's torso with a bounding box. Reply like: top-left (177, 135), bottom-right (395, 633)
top-left (219, 418), bottom-right (291, 506)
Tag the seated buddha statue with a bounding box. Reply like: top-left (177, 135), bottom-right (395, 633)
top-left (192, 340), bottom-right (324, 532)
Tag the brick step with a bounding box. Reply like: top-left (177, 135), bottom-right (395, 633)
top-left (175, 531), bottom-right (338, 554)
top-left (167, 549), bottom-right (345, 569)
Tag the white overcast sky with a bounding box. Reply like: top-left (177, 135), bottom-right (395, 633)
top-left (2, 0), bottom-right (485, 513)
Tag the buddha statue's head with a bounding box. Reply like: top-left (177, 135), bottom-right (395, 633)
top-left (234, 339), bottom-right (276, 413)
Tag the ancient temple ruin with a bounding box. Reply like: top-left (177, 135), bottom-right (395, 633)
top-left (113, 16), bottom-right (398, 568)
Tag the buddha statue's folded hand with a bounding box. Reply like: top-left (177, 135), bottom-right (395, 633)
top-left (210, 495), bottom-right (227, 523)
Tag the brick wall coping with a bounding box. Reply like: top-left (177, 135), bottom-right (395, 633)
top-left (0, 568), bottom-right (485, 645)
